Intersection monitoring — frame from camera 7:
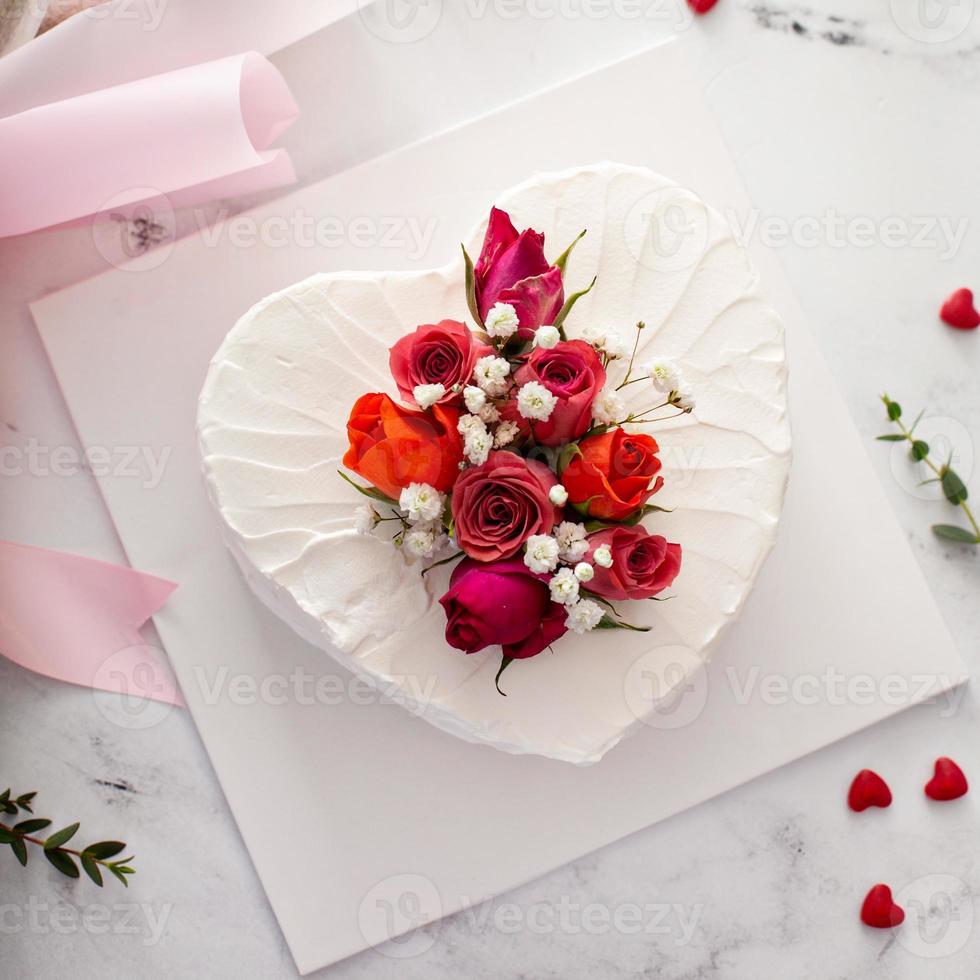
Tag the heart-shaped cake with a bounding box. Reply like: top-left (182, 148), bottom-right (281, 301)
top-left (197, 162), bottom-right (791, 764)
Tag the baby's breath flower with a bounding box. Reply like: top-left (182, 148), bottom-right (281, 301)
top-left (398, 483), bottom-right (444, 524)
top-left (413, 383), bottom-right (446, 409)
top-left (533, 325), bottom-right (561, 349)
top-left (524, 534), bottom-right (560, 573)
top-left (672, 391), bottom-right (695, 413)
top-left (473, 355), bottom-right (511, 396)
top-left (464, 425), bottom-right (492, 466)
top-left (517, 381), bottom-right (557, 422)
top-left (555, 521), bottom-right (589, 563)
top-left (457, 413), bottom-right (484, 435)
top-left (463, 385), bottom-right (487, 414)
top-left (353, 504), bottom-right (379, 535)
top-left (565, 598), bottom-right (604, 634)
top-left (549, 483), bottom-right (569, 506)
top-left (592, 387), bottom-right (625, 425)
top-left (484, 302), bottom-right (520, 340)
top-left (479, 403), bottom-right (501, 425)
top-left (647, 358), bottom-right (682, 395)
top-left (593, 544), bottom-right (614, 568)
top-left (583, 325), bottom-right (629, 359)
top-left (549, 567), bottom-right (580, 605)
top-left (494, 420), bottom-right (520, 447)
top-left (403, 523), bottom-right (443, 558)
top-left (574, 561), bottom-right (594, 582)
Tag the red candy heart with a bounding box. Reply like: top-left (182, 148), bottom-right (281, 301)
top-left (925, 757), bottom-right (969, 801)
top-left (940, 288), bottom-right (980, 330)
top-left (687, 0), bottom-right (720, 13)
top-left (861, 884), bottom-right (905, 928)
top-left (848, 769), bottom-right (892, 811)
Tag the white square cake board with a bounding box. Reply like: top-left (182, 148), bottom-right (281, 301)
top-left (33, 40), bottom-right (966, 974)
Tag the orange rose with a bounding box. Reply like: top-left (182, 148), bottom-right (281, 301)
top-left (561, 429), bottom-right (663, 521)
top-left (343, 393), bottom-right (463, 500)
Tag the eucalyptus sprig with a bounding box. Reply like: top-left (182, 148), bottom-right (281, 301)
top-left (0, 788), bottom-right (135, 887)
top-left (877, 394), bottom-right (979, 545)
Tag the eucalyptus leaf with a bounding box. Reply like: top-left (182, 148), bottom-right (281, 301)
top-left (0, 828), bottom-right (16, 844)
top-left (887, 401), bottom-right (902, 421)
top-left (44, 849), bottom-right (79, 879)
top-left (931, 524), bottom-right (979, 544)
top-left (84, 841), bottom-right (126, 860)
top-left (910, 440), bottom-right (929, 461)
top-left (108, 866), bottom-right (130, 888)
top-left (80, 853), bottom-right (104, 887)
top-left (44, 823), bottom-right (80, 850)
top-left (941, 468), bottom-right (969, 506)
top-left (876, 434), bottom-right (906, 442)
top-left (14, 818), bottom-right (51, 835)
top-left (11, 839), bottom-right (27, 867)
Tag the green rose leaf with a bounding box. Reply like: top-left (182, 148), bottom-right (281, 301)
top-left (931, 524), bottom-right (979, 544)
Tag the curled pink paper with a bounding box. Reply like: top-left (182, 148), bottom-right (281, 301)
top-left (0, 51), bottom-right (299, 238)
top-left (0, 540), bottom-right (182, 706)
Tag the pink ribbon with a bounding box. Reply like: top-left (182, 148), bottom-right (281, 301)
top-left (0, 541), bottom-right (182, 706)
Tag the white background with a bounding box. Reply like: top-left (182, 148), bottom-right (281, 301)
top-left (1, 1), bottom-right (979, 977)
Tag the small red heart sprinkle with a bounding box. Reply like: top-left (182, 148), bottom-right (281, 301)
top-left (861, 884), bottom-right (905, 928)
top-left (925, 757), bottom-right (969, 801)
top-left (848, 769), bottom-right (892, 811)
top-left (687, 0), bottom-right (720, 13)
top-left (940, 288), bottom-right (980, 330)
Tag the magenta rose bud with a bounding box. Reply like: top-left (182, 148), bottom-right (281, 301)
top-left (512, 339), bottom-right (606, 446)
top-left (452, 450), bottom-right (561, 561)
top-left (474, 207), bottom-right (564, 339)
top-left (586, 526), bottom-right (682, 601)
top-left (439, 557), bottom-right (568, 659)
top-left (389, 319), bottom-right (491, 407)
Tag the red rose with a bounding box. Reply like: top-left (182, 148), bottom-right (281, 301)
top-left (343, 393), bottom-right (463, 500)
top-left (389, 319), bottom-right (491, 407)
top-left (451, 450), bottom-right (561, 561)
top-left (474, 207), bottom-right (564, 339)
top-left (585, 526), bottom-right (681, 600)
top-left (562, 429), bottom-right (663, 521)
top-left (512, 339), bottom-right (606, 446)
top-left (439, 556), bottom-right (567, 660)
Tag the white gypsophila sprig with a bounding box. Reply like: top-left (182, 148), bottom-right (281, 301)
top-left (672, 390), bottom-right (696, 413)
top-left (457, 413), bottom-right (484, 435)
top-left (533, 325), bottom-right (561, 349)
top-left (517, 381), bottom-right (557, 422)
top-left (402, 522), bottom-right (446, 559)
top-left (494, 420), bottom-right (520, 447)
top-left (549, 567), bottom-right (580, 605)
top-left (646, 358), bottom-right (682, 395)
top-left (413, 383), bottom-right (446, 410)
top-left (565, 598), bottom-right (604, 634)
top-left (583, 325), bottom-right (629, 359)
top-left (473, 355), bottom-right (511, 397)
top-left (399, 483), bottom-right (444, 524)
top-left (591, 387), bottom-right (625, 425)
top-left (593, 544), bottom-right (614, 568)
top-left (484, 302), bottom-right (520, 341)
top-left (353, 504), bottom-right (380, 535)
top-left (464, 423), bottom-right (492, 466)
top-left (463, 385), bottom-right (486, 414)
top-left (549, 483), bottom-right (568, 506)
top-left (478, 403), bottom-right (501, 424)
top-left (555, 521), bottom-right (589, 563)
top-left (524, 534), bottom-right (560, 574)
top-left (574, 561), bottom-right (594, 582)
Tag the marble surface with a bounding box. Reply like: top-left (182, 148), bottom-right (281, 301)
top-left (2, 2), bottom-right (979, 977)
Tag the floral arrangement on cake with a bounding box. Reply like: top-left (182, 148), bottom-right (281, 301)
top-left (340, 207), bottom-right (690, 692)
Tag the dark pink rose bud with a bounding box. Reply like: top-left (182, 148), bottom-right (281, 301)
top-left (474, 207), bottom-right (564, 338)
top-left (585, 525), bottom-right (681, 600)
top-left (439, 557), bottom-right (567, 660)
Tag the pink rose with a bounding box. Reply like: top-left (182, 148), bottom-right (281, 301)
top-left (451, 451), bottom-right (561, 561)
top-left (389, 319), bottom-right (491, 407)
top-left (586, 526), bottom-right (682, 601)
top-left (512, 340), bottom-right (606, 446)
top-left (439, 557), bottom-right (567, 659)
top-left (474, 207), bottom-right (564, 339)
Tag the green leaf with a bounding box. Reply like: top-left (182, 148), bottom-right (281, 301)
top-left (910, 440), bottom-right (929, 461)
top-left (44, 823), bottom-right (80, 850)
top-left (108, 865), bottom-right (130, 888)
top-left (80, 853), bottom-right (104, 887)
top-left (14, 818), bottom-right (51, 835)
top-left (44, 849), bottom-right (79, 879)
top-left (596, 613), bottom-right (651, 632)
top-left (908, 408), bottom-right (925, 435)
top-left (2, 803), bottom-right (16, 815)
top-left (0, 789), bottom-right (9, 805)
top-left (494, 656), bottom-right (515, 697)
top-left (552, 276), bottom-right (597, 331)
top-left (11, 839), bottom-right (27, 866)
top-left (336, 470), bottom-right (397, 505)
top-left (932, 524), bottom-right (979, 544)
top-left (941, 467), bottom-right (969, 506)
top-left (83, 841), bottom-right (126, 860)
top-left (887, 400), bottom-right (902, 421)
top-left (15, 792), bottom-right (35, 813)
top-left (556, 441), bottom-right (583, 475)
top-left (553, 228), bottom-right (586, 274)
top-left (0, 828), bottom-right (17, 844)
top-left (461, 244), bottom-right (483, 328)
top-left (876, 434), bottom-right (906, 442)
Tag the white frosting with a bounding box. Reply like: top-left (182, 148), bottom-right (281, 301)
top-left (197, 163), bottom-right (791, 765)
